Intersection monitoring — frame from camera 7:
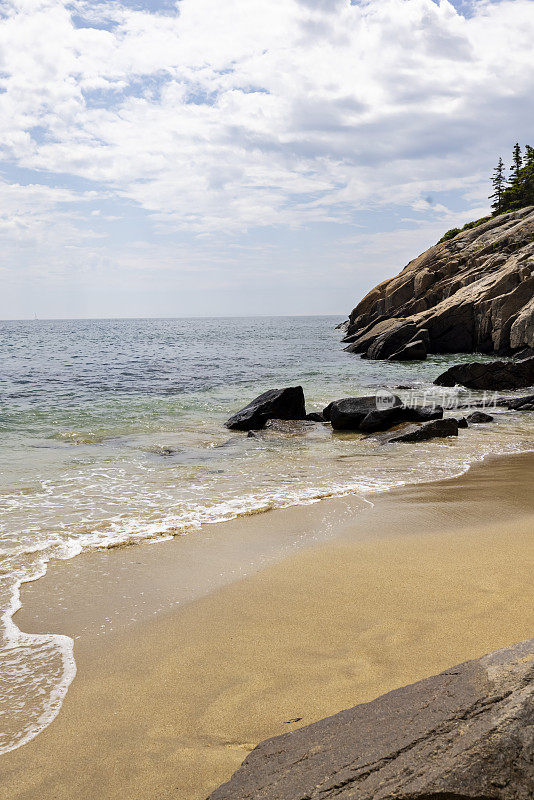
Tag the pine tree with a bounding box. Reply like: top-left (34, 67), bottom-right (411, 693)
top-left (490, 157), bottom-right (506, 214)
top-left (506, 143), bottom-right (525, 210)
top-left (490, 143), bottom-right (534, 216)
top-left (511, 142), bottom-right (522, 176)
top-left (522, 145), bottom-right (534, 207)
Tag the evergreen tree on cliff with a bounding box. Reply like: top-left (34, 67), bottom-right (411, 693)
top-left (494, 142), bottom-right (534, 215)
top-left (511, 142), bottom-right (523, 176)
top-left (490, 156), bottom-right (506, 214)
top-left (505, 142), bottom-right (525, 210)
top-left (523, 145), bottom-right (534, 206)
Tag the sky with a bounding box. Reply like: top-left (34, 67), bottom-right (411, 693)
top-left (0, 0), bottom-right (533, 319)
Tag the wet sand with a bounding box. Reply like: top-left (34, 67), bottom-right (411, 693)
top-left (1, 453), bottom-right (533, 800)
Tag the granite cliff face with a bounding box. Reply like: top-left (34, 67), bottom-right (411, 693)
top-left (343, 207), bottom-right (534, 360)
top-left (207, 639), bottom-right (534, 800)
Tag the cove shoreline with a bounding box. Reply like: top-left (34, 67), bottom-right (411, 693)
top-left (1, 450), bottom-right (533, 800)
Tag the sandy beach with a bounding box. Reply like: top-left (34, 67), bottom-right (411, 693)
top-left (1, 452), bottom-right (533, 800)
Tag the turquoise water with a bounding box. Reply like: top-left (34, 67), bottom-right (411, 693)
top-left (1, 316), bottom-right (534, 754)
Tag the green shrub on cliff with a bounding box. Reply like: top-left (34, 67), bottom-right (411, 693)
top-left (438, 216), bottom-right (491, 245)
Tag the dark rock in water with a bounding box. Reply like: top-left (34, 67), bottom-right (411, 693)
top-left (402, 404), bottom-right (443, 423)
top-left (246, 431), bottom-right (257, 438)
top-left (387, 417), bottom-right (459, 442)
top-left (500, 393), bottom-right (534, 410)
top-left (387, 338), bottom-right (427, 361)
top-left (207, 639), bottom-right (534, 800)
top-left (358, 407), bottom-right (404, 433)
top-left (435, 356), bottom-right (534, 390)
top-left (305, 412), bottom-right (325, 422)
top-left (329, 395), bottom-right (401, 431)
top-left (359, 404), bottom-right (443, 433)
top-left (458, 400), bottom-right (496, 409)
top-left (342, 207), bottom-right (534, 359)
top-left (457, 416), bottom-right (469, 428)
top-left (322, 401), bottom-right (335, 421)
top-left (467, 410), bottom-right (495, 423)
top-left (225, 387), bottom-right (306, 431)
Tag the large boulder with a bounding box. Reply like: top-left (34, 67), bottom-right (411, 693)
top-left (328, 396), bottom-right (401, 431)
top-left (434, 356), bottom-right (534, 390)
top-left (357, 407), bottom-right (401, 432)
top-left (387, 417), bottom-right (459, 442)
top-left (225, 387), bottom-right (306, 431)
top-left (358, 405), bottom-right (443, 433)
top-left (343, 207), bottom-right (534, 359)
top-left (207, 639), bottom-right (534, 800)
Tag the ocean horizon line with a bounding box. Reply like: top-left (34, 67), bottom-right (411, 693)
top-left (0, 313), bottom-right (346, 322)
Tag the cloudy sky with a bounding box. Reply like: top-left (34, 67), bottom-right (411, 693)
top-left (1, 0), bottom-right (533, 319)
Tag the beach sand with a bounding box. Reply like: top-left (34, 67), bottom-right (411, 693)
top-left (1, 453), bottom-right (533, 800)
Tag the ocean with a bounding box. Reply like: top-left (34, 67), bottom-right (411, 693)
top-left (1, 316), bottom-right (533, 755)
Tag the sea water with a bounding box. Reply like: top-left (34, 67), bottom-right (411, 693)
top-left (1, 316), bottom-right (533, 753)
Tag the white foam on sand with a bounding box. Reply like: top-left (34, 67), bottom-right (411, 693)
top-left (0, 558), bottom-right (77, 755)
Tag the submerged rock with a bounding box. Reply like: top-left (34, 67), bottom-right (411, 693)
top-left (225, 387), bottom-right (306, 431)
top-left (499, 393), bottom-right (534, 410)
top-left (467, 410), bottom-right (495, 423)
top-left (264, 419), bottom-right (312, 435)
top-left (343, 207), bottom-right (534, 359)
top-left (434, 356), bottom-right (534, 390)
top-left (207, 638), bottom-right (534, 800)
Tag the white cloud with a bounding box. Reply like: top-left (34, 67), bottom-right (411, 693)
top-left (0, 179), bottom-right (99, 242)
top-left (0, 0), bottom-right (532, 238)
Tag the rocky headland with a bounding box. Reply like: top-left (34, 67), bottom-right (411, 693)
top-left (207, 639), bottom-right (534, 800)
top-left (342, 207), bottom-right (534, 362)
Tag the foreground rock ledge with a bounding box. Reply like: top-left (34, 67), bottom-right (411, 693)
top-left (207, 639), bottom-right (534, 800)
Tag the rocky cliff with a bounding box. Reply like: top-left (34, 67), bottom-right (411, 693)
top-left (207, 639), bottom-right (534, 800)
top-left (343, 207), bottom-right (534, 360)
